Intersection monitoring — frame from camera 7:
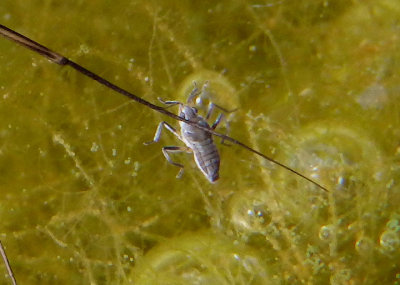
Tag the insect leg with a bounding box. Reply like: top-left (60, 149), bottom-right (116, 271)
top-left (144, 121), bottom-right (181, 145)
top-left (157, 97), bottom-right (182, 106)
top-left (206, 103), bottom-right (236, 145)
top-left (206, 102), bottom-right (237, 120)
top-left (208, 105), bottom-right (236, 146)
top-left (187, 81), bottom-right (201, 104)
top-left (211, 113), bottom-right (224, 130)
top-left (162, 146), bottom-right (192, 178)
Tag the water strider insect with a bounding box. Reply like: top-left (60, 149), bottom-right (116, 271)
top-left (0, 24), bottom-right (329, 192)
top-left (145, 82), bottom-right (224, 183)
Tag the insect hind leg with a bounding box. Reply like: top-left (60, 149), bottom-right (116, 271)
top-left (162, 146), bottom-right (192, 178)
top-left (143, 121), bottom-right (181, 145)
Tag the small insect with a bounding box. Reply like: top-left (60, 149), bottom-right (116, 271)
top-left (0, 24), bottom-right (329, 192)
top-left (145, 82), bottom-right (224, 183)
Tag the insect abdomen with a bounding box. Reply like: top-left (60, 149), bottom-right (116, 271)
top-left (192, 138), bottom-right (220, 183)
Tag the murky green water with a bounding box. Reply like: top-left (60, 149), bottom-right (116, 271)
top-left (0, 0), bottom-right (399, 284)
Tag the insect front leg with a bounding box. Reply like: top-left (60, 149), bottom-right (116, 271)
top-left (206, 102), bottom-right (237, 120)
top-left (206, 103), bottom-right (237, 145)
top-left (157, 97), bottom-right (182, 106)
top-left (143, 121), bottom-right (182, 145)
top-left (211, 113), bottom-right (224, 130)
top-left (210, 113), bottom-right (230, 146)
top-left (187, 81), bottom-right (201, 104)
top-left (162, 146), bottom-right (192, 178)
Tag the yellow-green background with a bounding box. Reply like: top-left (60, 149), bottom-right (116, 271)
top-left (0, 0), bottom-right (400, 284)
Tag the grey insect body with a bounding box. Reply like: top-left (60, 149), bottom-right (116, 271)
top-left (179, 104), bottom-right (220, 182)
top-left (145, 83), bottom-right (223, 183)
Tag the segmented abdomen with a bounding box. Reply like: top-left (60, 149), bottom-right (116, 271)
top-left (191, 138), bottom-right (220, 183)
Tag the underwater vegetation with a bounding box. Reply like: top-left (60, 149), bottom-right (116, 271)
top-left (0, 0), bottom-right (399, 284)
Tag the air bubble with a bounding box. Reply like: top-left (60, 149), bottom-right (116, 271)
top-left (355, 237), bottom-right (373, 255)
top-left (330, 269), bottom-right (352, 285)
top-left (380, 230), bottom-right (400, 252)
top-left (130, 231), bottom-right (273, 284)
top-left (90, 142), bottom-right (99, 152)
top-left (228, 189), bottom-right (271, 237)
top-left (79, 44), bottom-right (90, 54)
top-left (386, 218), bottom-right (400, 232)
top-left (271, 122), bottom-right (384, 193)
top-left (319, 224), bottom-right (335, 241)
top-left (249, 45), bottom-right (257, 52)
top-left (337, 176), bottom-right (345, 185)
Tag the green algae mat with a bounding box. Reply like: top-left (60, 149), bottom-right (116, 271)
top-left (0, 1), bottom-right (400, 284)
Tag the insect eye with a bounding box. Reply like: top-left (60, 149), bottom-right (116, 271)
top-left (192, 107), bottom-right (198, 113)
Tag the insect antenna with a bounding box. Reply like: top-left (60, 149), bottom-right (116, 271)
top-left (0, 24), bottom-right (329, 192)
